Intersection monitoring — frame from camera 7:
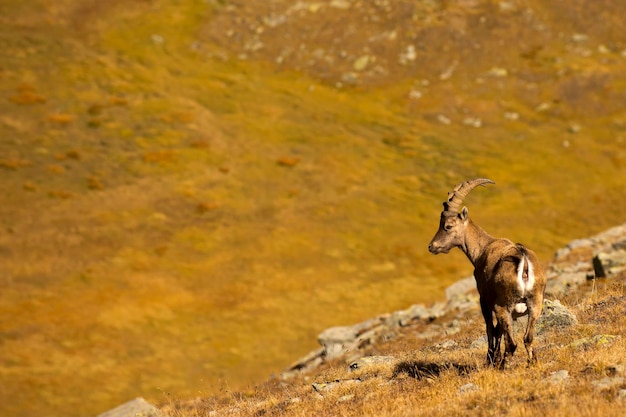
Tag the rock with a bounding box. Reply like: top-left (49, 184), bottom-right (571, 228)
top-left (570, 334), bottom-right (619, 349)
top-left (445, 276), bottom-right (476, 301)
top-left (353, 55), bottom-right (370, 71)
top-left (470, 335), bottom-right (488, 350)
top-left (545, 271), bottom-right (588, 297)
top-left (437, 114), bottom-right (451, 125)
top-left (618, 389), bottom-right (626, 400)
top-left (312, 378), bottom-right (361, 393)
top-left (329, 0), bottom-right (351, 9)
top-left (591, 377), bottom-right (624, 391)
top-left (318, 326), bottom-right (358, 359)
top-left (393, 303), bottom-right (429, 326)
top-left (545, 370), bottom-right (569, 384)
top-left (282, 347), bottom-right (325, 378)
top-left (96, 398), bottom-right (161, 417)
top-left (535, 299), bottom-right (578, 335)
top-left (392, 302), bottom-right (446, 327)
top-left (434, 340), bottom-right (458, 350)
top-left (592, 249), bottom-right (626, 278)
top-left (318, 316), bottom-right (390, 359)
top-left (349, 355), bottom-right (396, 371)
top-left (458, 383), bottom-right (480, 394)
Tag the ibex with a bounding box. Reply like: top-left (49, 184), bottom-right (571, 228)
top-left (428, 178), bottom-right (546, 368)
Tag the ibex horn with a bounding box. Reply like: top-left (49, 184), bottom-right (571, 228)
top-left (443, 178), bottom-right (495, 212)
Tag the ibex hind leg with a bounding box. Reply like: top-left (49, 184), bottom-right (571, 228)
top-left (524, 297), bottom-right (544, 366)
top-left (495, 306), bottom-right (517, 370)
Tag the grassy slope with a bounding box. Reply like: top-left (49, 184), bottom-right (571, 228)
top-left (0, 1), bottom-right (625, 416)
top-left (165, 271), bottom-right (626, 417)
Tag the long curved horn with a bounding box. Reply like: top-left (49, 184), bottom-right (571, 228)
top-left (443, 178), bottom-right (495, 212)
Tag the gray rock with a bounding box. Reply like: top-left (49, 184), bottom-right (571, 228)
top-left (96, 398), bottom-right (160, 417)
top-left (458, 383), bottom-right (480, 394)
top-left (546, 370), bottom-right (569, 384)
top-left (435, 340), bottom-right (458, 350)
top-left (312, 378), bottom-right (361, 393)
top-left (445, 276), bottom-right (476, 301)
top-left (545, 271), bottom-right (588, 297)
top-left (350, 355), bottom-right (396, 371)
top-left (318, 326), bottom-right (358, 359)
top-left (571, 334), bottom-right (619, 349)
top-left (470, 335), bottom-right (488, 350)
top-left (591, 377), bottom-right (625, 391)
top-left (337, 394), bottom-right (355, 402)
top-left (593, 249), bottom-right (626, 278)
top-left (392, 302), bottom-right (445, 327)
top-left (536, 299), bottom-right (578, 335)
top-left (282, 347), bottom-right (325, 378)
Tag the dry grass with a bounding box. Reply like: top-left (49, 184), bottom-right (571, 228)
top-left (163, 274), bottom-right (626, 416)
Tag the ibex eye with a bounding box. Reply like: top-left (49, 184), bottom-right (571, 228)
top-left (444, 225), bottom-right (453, 231)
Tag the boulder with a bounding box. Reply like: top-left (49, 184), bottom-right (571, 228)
top-left (592, 249), bottom-right (626, 278)
top-left (535, 299), bottom-right (578, 335)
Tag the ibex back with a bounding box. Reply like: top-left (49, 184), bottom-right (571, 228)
top-left (428, 178), bottom-right (546, 368)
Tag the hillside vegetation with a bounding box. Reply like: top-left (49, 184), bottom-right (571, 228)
top-left (0, 1), bottom-right (625, 416)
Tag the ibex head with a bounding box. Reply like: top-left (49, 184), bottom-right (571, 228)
top-left (428, 178), bottom-right (495, 254)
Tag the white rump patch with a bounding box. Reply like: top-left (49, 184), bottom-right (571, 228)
top-left (514, 303), bottom-right (528, 314)
top-left (517, 256), bottom-right (535, 296)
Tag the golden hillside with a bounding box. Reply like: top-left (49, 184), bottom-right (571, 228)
top-left (0, 1), bottom-right (625, 416)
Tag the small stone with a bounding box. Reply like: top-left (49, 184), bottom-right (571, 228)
top-left (437, 114), bottom-right (451, 125)
top-left (463, 117), bottom-right (482, 128)
top-left (151, 34), bottom-right (165, 45)
top-left (353, 55), bottom-right (370, 71)
top-left (458, 383), bottom-right (480, 394)
top-left (487, 67), bottom-right (508, 77)
top-left (568, 124), bottom-right (581, 134)
top-left (330, 0), bottom-right (351, 9)
top-left (535, 102), bottom-right (552, 112)
top-left (470, 335), bottom-right (488, 350)
top-left (409, 89), bottom-right (422, 100)
top-left (337, 394), bottom-right (355, 402)
top-left (546, 370), bottom-right (569, 384)
top-left (592, 377), bottom-right (624, 391)
top-left (571, 334), bottom-right (619, 349)
top-left (435, 340), bottom-right (458, 350)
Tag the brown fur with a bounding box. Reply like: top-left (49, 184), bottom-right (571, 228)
top-left (429, 208), bottom-right (547, 368)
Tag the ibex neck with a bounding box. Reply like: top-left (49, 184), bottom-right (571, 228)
top-left (461, 219), bottom-right (494, 265)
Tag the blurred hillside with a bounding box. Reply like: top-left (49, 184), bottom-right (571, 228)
top-left (0, 1), bottom-right (625, 416)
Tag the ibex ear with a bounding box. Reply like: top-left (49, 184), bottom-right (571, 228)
top-left (459, 206), bottom-right (469, 221)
